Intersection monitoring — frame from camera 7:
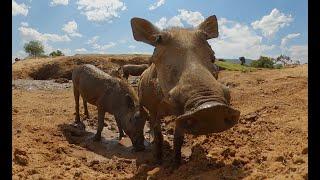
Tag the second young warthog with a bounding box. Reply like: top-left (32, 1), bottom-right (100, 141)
top-left (72, 64), bottom-right (147, 151)
top-left (122, 64), bottom-right (149, 79)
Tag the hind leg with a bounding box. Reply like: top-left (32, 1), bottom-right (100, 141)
top-left (73, 86), bottom-right (80, 123)
top-left (83, 99), bottom-right (90, 119)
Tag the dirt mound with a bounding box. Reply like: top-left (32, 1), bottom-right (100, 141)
top-left (13, 54), bottom-right (151, 80)
top-left (12, 63), bottom-right (307, 179)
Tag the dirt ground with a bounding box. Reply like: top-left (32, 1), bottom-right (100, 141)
top-left (12, 58), bottom-right (307, 180)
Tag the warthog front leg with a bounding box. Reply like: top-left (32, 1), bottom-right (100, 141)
top-left (115, 117), bottom-right (125, 140)
top-left (94, 108), bottom-right (105, 141)
top-left (173, 126), bottom-right (185, 166)
top-left (150, 113), bottom-right (163, 164)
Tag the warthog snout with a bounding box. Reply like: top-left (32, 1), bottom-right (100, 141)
top-left (126, 110), bottom-right (147, 151)
top-left (176, 101), bottom-right (240, 135)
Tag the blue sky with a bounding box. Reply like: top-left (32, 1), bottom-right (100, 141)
top-left (12, 0), bottom-right (308, 63)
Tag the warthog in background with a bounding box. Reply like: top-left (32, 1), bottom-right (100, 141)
top-left (131, 15), bottom-right (240, 165)
top-left (72, 64), bottom-right (147, 151)
top-left (122, 64), bottom-right (149, 79)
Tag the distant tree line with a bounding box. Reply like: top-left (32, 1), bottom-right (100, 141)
top-left (249, 55), bottom-right (300, 69)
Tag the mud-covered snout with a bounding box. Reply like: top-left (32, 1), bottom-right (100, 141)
top-left (176, 102), bottom-right (240, 135)
top-left (127, 110), bottom-right (146, 151)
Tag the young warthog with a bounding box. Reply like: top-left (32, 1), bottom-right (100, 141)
top-left (122, 64), bottom-right (149, 79)
top-left (72, 64), bottom-right (147, 151)
top-left (131, 15), bottom-right (240, 165)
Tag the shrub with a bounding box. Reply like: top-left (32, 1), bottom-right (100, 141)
top-left (49, 50), bottom-right (64, 57)
top-left (239, 57), bottom-right (245, 65)
top-left (274, 64), bottom-right (283, 69)
top-left (250, 56), bottom-right (275, 68)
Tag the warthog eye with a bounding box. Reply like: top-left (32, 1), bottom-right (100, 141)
top-left (155, 35), bottom-right (162, 44)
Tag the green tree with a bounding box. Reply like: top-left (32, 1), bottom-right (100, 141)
top-left (276, 54), bottom-right (292, 66)
top-left (250, 56), bottom-right (275, 68)
top-left (49, 50), bottom-right (64, 57)
top-left (239, 56), bottom-right (246, 65)
top-left (24, 40), bottom-right (45, 57)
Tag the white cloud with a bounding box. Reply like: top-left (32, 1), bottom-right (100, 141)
top-left (12, 0), bottom-right (29, 16)
top-left (75, 48), bottom-right (87, 53)
top-left (209, 18), bottom-right (275, 59)
top-left (62, 20), bottom-right (82, 37)
top-left (76, 0), bottom-right (127, 22)
top-left (87, 36), bottom-right (99, 44)
top-left (280, 33), bottom-right (300, 49)
top-left (50, 0), bottom-right (69, 6)
top-left (149, 0), bottom-right (165, 10)
top-left (288, 45), bottom-right (308, 63)
top-left (18, 26), bottom-right (71, 54)
top-left (130, 51), bottom-right (152, 55)
top-left (58, 48), bottom-right (72, 55)
top-left (177, 9), bottom-right (204, 27)
top-left (251, 8), bottom-right (293, 38)
top-left (128, 45), bottom-right (135, 49)
top-left (86, 36), bottom-right (116, 52)
top-left (21, 22), bottom-right (29, 27)
top-left (92, 42), bottom-right (116, 51)
top-left (18, 26), bottom-right (71, 43)
top-left (155, 17), bottom-right (183, 29)
top-left (155, 9), bottom-right (204, 29)
top-left (119, 39), bottom-right (127, 44)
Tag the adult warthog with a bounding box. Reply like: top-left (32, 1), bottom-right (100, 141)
top-left (72, 64), bottom-right (147, 151)
top-left (131, 15), bottom-right (240, 165)
top-left (122, 64), bottom-right (149, 79)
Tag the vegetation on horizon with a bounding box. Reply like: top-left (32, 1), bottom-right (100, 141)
top-left (49, 50), bottom-right (64, 57)
top-left (216, 60), bottom-right (257, 72)
top-left (24, 40), bottom-right (45, 58)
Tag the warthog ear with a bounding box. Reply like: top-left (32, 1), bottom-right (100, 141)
top-left (131, 17), bottom-right (160, 46)
top-left (198, 15), bottom-right (219, 39)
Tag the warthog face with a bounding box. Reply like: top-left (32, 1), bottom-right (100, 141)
top-left (131, 16), bottom-right (240, 135)
top-left (124, 104), bottom-right (147, 151)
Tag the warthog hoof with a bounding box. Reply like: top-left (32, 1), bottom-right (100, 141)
top-left (133, 145), bottom-right (145, 152)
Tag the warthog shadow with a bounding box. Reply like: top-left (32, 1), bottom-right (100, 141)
top-left (58, 122), bottom-right (172, 166)
top-left (128, 145), bottom-right (252, 179)
top-left (58, 123), bottom-right (251, 179)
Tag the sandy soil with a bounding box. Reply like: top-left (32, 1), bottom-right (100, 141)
top-left (12, 60), bottom-right (307, 179)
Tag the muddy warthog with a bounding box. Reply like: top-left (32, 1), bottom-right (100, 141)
top-left (139, 64), bottom-right (231, 164)
top-left (131, 15), bottom-right (240, 165)
top-left (122, 64), bottom-right (149, 79)
top-left (72, 64), bottom-right (147, 151)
